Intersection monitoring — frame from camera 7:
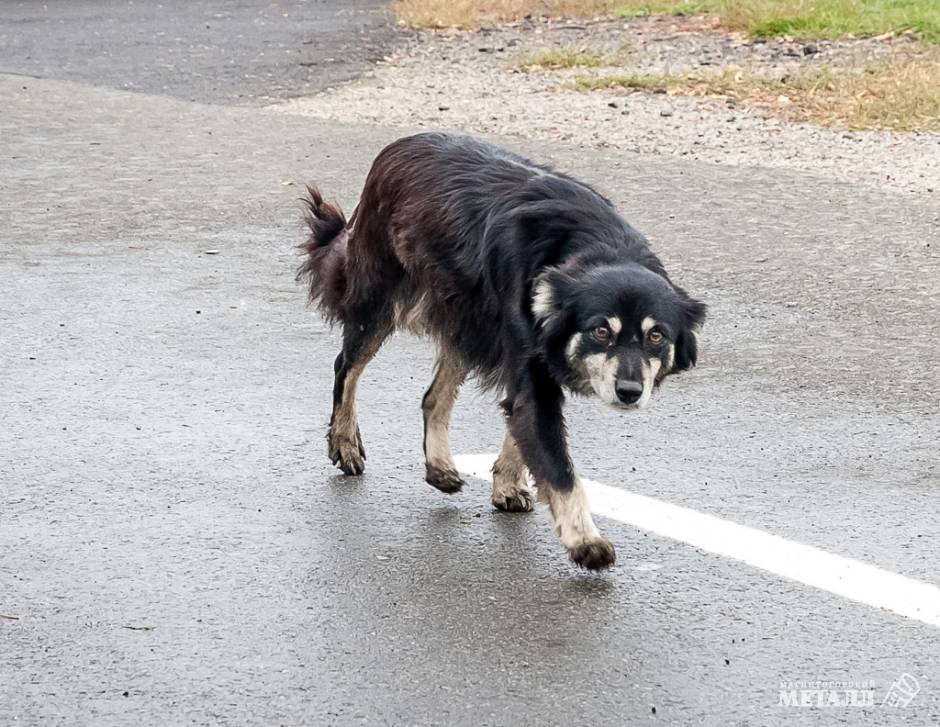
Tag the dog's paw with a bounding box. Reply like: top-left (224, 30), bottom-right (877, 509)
top-left (425, 464), bottom-right (465, 494)
top-left (567, 537), bottom-right (616, 571)
top-left (491, 485), bottom-right (535, 513)
top-left (328, 429), bottom-right (366, 476)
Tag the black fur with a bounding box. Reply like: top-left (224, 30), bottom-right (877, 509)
top-left (299, 132), bottom-right (705, 498)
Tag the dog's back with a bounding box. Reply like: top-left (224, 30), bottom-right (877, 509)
top-left (299, 132), bottom-right (635, 377)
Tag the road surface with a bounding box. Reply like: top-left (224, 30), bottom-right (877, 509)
top-left (1, 2), bottom-right (939, 725)
top-left (0, 0), bottom-right (400, 103)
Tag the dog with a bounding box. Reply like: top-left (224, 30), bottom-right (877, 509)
top-left (298, 132), bottom-right (705, 570)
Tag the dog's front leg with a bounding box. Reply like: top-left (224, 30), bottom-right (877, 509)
top-left (506, 360), bottom-right (616, 571)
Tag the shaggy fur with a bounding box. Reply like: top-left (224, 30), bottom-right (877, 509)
top-left (298, 132), bottom-right (705, 570)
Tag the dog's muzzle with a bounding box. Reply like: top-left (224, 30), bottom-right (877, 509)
top-left (615, 379), bottom-right (643, 405)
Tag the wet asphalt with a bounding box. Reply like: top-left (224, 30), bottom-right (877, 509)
top-left (2, 2), bottom-right (940, 726)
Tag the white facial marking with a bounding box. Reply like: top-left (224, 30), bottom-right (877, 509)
top-left (607, 316), bottom-right (622, 336)
top-left (532, 280), bottom-right (554, 320)
top-left (637, 358), bottom-right (661, 409)
top-left (584, 352), bottom-right (619, 405)
top-left (641, 316), bottom-right (658, 334)
top-left (566, 334), bottom-right (581, 362)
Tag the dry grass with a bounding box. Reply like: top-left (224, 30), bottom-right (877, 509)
top-left (613, 0), bottom-right (718, 18)
top-left (395, 0), bottom-right (715, 28)
top-left (395, 0), bottom-right (614, 29)
top-left (575, 55), bottom-right (940, 131)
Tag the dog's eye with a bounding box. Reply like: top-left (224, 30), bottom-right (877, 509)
top-left (647, 329), bottom-right (664, 345)
top-left (591, 326), bottom-right (611, 343)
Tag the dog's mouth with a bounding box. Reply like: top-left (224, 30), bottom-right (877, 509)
top-left (606, 394), bottom-right (649, 412)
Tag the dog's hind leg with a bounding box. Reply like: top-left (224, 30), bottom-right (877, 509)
top-left (328, 315), bottom-right (392, 475)
top-left (422, 351), bottom-right (467, 493)
top-left (490, 431), bottom-right (535, 512)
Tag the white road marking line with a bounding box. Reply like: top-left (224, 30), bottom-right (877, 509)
top-left (455, 453), bottom-right (940, 629)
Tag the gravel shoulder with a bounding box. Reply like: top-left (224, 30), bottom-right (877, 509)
top-left (271, 15), bottom-right (940, 195)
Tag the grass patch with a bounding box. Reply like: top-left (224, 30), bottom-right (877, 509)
top-left (396, 0), bottom-right (940, 45)
top-left (519, 45), bottom-right (633, 68)
top-left (574, 55), bottom-right (940, 131)
top-left (575, 73), bottom-right (678, 90)
top-left (520, 48), bottom-right (608, 68)
top-left (613, 0), bottom-right (717, 18)
top-left (394, 0), bottom-right (713, 27)
top-left (395, 0), bottom-right (615, 29)
top-left (718, 0), bottom-right (940, 45)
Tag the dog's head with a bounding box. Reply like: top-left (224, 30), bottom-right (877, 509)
top-left (532, 262), bottom-right (706, 410)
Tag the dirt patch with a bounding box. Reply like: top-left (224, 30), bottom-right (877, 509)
top-left (271, 16), bottom-right (940, 195)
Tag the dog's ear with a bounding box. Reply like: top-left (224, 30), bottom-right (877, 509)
top-left (673, 293), bottom-right (707, 372)
top-left (674, 328), bottom-right (698, 371)
top-left (515, 201), bottom-right (580, 243)
top-left (530, 267), bottom-right (576, 326)
top-left (511, 201), bottom-right (589, 266)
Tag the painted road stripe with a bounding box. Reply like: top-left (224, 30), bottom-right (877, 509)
top-left (455, 453), bottom-right (940, 629)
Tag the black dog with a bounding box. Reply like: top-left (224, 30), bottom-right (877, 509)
top-left (299, 133), bottom-right (705, 570)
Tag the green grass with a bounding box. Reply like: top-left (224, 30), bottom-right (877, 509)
top-left (397, 0), bottom-right (940, 45)
top-left (611, 0), bottom-right (940, 44)
top-left (735, 0), bottom-right (940, 44)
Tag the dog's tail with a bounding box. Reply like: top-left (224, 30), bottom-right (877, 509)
top-left (297, 185), bottom-right (348, 323)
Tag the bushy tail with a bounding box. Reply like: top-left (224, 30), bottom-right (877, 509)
top-left (297, 185), bottom-right (348, 323)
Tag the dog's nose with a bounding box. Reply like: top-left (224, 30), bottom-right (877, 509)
top-left (615, 380), bottom-right (643, 404)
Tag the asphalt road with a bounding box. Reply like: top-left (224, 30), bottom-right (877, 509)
top-left (0, 0), bottom-right (401, 103)
top-left (2, 3), bottom-right (940, 726)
